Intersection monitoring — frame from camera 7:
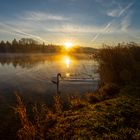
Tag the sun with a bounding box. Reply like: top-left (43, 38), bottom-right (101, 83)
top-left (64, 42), bottom-right (73, 49)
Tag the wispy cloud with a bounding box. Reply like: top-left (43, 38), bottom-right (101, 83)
top-left (20, 11), bottom-right (68, 21)
top-left (107, 2), bottom-right (133, 17)
top-left (0, 22), bottom-right (46, 42)
top-left (45, 24), bottom-right (104, 34)
top-left (107, 9), bottom-right (121, 17)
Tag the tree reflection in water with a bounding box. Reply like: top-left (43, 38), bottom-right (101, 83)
top-left (0, 54), bottom-right (53, 68)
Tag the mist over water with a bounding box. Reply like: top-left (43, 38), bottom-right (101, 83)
top-left (0, 53), bottom-right (99, 104)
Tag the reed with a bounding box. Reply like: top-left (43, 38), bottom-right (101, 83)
top-left (96, 44), bottom-right (140, 86)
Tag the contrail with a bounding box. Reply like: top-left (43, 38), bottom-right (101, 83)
top-left (91, 2), bottom-right (133, 42)
top-left (119, 3), bottom-right (133, 16)
top-left (91, 22), bottom-right (111, 42)
top-left (0, 22), bottom-right (46, 42)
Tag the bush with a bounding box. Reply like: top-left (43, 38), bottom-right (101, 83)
top-left (85, 93), bottom-right (100, 103)
top-left (99, 83), bottom-right (120, 99)
top-left (68, 96), bottom-right (85, 110)
top-left (120, 83), bottom-right (140, 97)
top-left (96, 44), bottom-right (140, 86)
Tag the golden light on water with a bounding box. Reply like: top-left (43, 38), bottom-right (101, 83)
top-left (66, 73), bottom-right (70, 77)
top-left (64, 42), bottom-right (73, 49)
top-left (59, 54), bottom-right (75, 78)
top-left (64, 56), bottom-right (71, 68)
top-left (61, 55), bottom-right (72, 68)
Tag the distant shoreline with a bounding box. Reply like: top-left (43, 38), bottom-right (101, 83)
top-left (0, 53), bottom-right (93, 60)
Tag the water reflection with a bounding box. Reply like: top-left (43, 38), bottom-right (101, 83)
top-left (0, 54), bottom-right (49, 68)
top-left (61, 55), bottom-right (72, 78)
top-left (0, 54), bottom-right (74, 69)
top-left (63, 55), bottom-right (71, 68)
top-left (0, 53), bottom-right (99, 96)
top-left (66, 72), bottom-right (70, 78)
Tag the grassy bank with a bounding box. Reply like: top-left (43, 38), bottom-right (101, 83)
top-left (15, 91), bottom-right (140, 140)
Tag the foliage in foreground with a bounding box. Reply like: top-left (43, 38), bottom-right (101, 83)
top-left (96, 44), bottom-right (140, 85)
top-left (15, 94), bottom-right (140, 140)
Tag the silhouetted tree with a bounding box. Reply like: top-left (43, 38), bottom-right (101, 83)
top-left (0, 38), bottom-right (96, 53)
top-left (12, 38), bottom-right (18, 46)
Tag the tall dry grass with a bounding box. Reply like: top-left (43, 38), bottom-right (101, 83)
top-left (14, 94), bottom-right (65, 140)
top-left (14, 94), bottom-right (36, 140)
top-left (96, 44), bottom-right (140, 86)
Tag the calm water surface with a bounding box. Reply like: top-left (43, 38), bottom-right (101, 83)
top-left (0, 53), bottom-right (99, 104)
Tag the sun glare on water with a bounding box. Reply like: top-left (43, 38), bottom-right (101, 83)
top-left (62, 55), bottom-right (71, 68)
top-left (61, 55), bottom-right (73, 78)
top-left (66, 73), bottom-right (70, 77)
top-left (65, 56), bottom-right (70, 68)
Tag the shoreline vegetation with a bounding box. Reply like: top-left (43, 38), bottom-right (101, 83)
top-left (0, 38), bottom-right (96, 54)
top-left (14, 43), bottom-right (140, 140)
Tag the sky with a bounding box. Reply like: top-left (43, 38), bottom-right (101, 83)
top-left (0, 0), bottom-right (140, 48)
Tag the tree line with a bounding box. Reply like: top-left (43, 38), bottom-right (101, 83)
top-left (0, 38), bottom-right (97, 54)
top-left (0, 38), bottom-right (62, 53)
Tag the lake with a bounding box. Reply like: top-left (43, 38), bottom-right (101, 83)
top-left (0, 53), bottom-right (99, 104)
